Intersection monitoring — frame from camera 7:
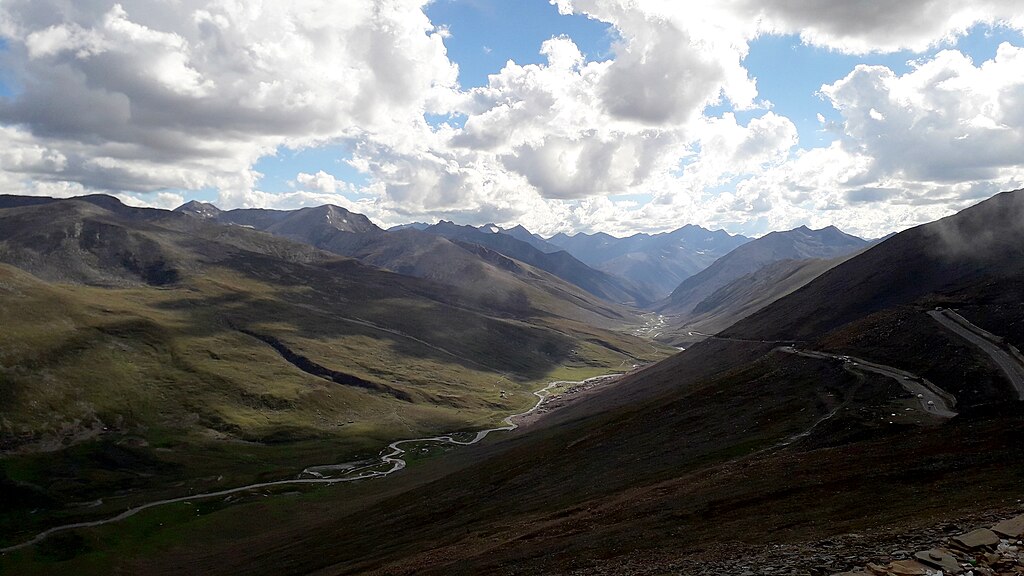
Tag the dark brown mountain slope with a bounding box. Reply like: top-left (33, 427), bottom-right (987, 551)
top-left (5, 192), bottom-right (1023, 576)
top-left (724, 189), bottom-right (1024, 344)
top-left (656, 254), bottom-right (859, 345)
top-left (99, 190), bottom-right (1023, 576)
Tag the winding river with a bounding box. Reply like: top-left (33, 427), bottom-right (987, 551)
top-left (1, 373), bottom-right (620, 554)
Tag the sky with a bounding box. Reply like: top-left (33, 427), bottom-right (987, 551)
top-left (0, 1), bottom-right (1023, 238)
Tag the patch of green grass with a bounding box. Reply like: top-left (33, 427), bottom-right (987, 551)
top-left (0, 260), bottom-right (670, 548)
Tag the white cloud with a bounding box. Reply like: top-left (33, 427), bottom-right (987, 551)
top-left (821, 43), bottom-right (1024, 184)
top-left (0, 0), bottom-right (457, 206)
top-left (1, 0), bottom-right (1023, 240)
top-left (295, 171), bottom-right (353, 195)
top-left (683, 42), bottom-right (1024, 237)
top-left (738, 0), bottom-right (1024, 54)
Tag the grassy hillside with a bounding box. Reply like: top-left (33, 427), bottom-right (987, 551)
top-left (0, 197), bottom-right (671, 549)
top-left (10, 337), bottom-right (1019, 576)
top-left (6, 191), bottom-right (1016, 575)
top-left (8, 192), bottom-right (1021, 575)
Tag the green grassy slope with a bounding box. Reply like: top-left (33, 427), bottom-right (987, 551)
top-left (0, 197), bottom-right (671, 548)
top-left (7, 191), bottom-right (1014, 575)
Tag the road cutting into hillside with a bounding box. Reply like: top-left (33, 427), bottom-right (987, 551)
top-left (687, 329), bottom-right (957, 417)
top-left (777, 347), bottom-right (958, 418)
top-left (0, 373), bottom-right (623, 555)
top-left (929, 309), bottom-right (1024, 400)
top-left (687, 330), bottom-right (802, 344)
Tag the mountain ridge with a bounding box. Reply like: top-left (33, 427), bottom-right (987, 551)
top-left (657, 224), bottom-right (869, 316)
top-left (547, 225), bottom-right (751, 301)
top-left (0, 194), bottom-right (668, 543)
top-left (170, 199), bottom-right (640, 324)
top-left (421, 220), bottom-right (653, 306)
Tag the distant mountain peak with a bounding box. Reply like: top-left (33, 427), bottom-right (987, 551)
top-left (175, 200), bottom-right (221, 218)
top-left (388, 222), bottom-right (430, 232)
top-left (546, 224), bottom-right (752, 301)
top-left (308, 204), bottom-right (355, 226)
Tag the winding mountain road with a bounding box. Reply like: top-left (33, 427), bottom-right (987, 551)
top-left (929, 309), bottom-right (1024, 400)
top-left (778, 347), bottom-right (958, 418)
top-left (686, 330), bottom-right (805, 345)
top-left (0, 374), bottom-right (620, 554)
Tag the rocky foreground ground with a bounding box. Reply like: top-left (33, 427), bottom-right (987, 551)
top-left (563, 506), bottom-right (1024, 576)
top-left (834, 510), bottom-right (1024, 576)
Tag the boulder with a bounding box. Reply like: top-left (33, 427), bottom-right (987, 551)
top-left (915, 548), bottom-right (962, 573)
top-left (992, 514), bottom-right (1024, 538)
top-left (887, 559), bottom-right (930, 575)
top-left (954, 528), bottom-right (1001, 549)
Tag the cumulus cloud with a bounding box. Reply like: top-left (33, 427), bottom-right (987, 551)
top-left (822, 43), bottom-right (1024, 184)
top-left (295, 171), bottom-right (354, 195)
top-left (1, 0), bottom-right (1023, 239)
top-left (0, 0), bottom-right (456, 204)
top-left (738, 0), bottom-right (1024, 54)
top-left (695, 42), bottom-right (1024, 237)
top-left (595, 6), bottom-right (755, 124)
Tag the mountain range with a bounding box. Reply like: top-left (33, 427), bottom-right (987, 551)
top-left (547, 225), bottom-right (751, 301)
top-left (657, 224), bottom-right (870, 317)
top-left (385, 221), bottom-right (752, 303)
top-left (0, 194), bottom-right (667, 551)
top-left (88, 189), bottom-right (1020, 576)
top-left (418, 220), bottom-right (651, 306)
top-left (3, 190), bottom-right (1023, 576)
top-left (178, 202), bottom-right (656, 309)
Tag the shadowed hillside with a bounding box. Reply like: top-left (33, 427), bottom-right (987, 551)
top-left (27, 190), bottom-right (1020, 576)
top-left (0, 195), bottom-right (669, 555)
top-left (725, 190), bottom-right (1024, 344)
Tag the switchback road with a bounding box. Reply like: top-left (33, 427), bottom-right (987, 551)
top-left (778, 346), bottom-right (958, 418)
top-left (929, 309), bottom-right (1024, 400)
